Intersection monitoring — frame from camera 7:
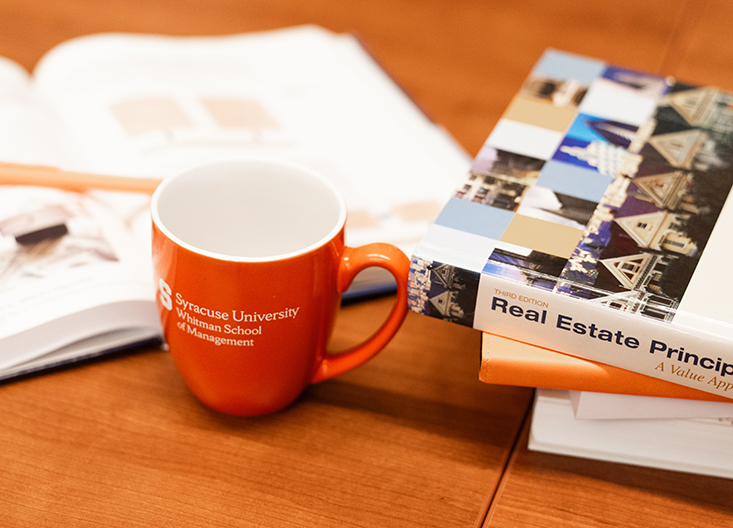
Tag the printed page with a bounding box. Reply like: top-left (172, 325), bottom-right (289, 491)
top-left (0, 57), bottom-right (80, 168)
top-left (0, 185), bottom-right (159, 369)
top-left (30, 26), bottom-right (470, 253)
top-left (0, 57), bottom-right (158, 369)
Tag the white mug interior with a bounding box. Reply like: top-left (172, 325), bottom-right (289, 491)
top-left (152, 158), bottom-right (346, 261)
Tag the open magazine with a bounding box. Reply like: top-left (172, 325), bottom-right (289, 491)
top-left (0, 25), bottom-right (469, 380)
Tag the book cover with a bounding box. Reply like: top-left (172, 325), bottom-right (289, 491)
top-left (480, 333), bottom-right (732, 402)
top-left (409, 48), bottom-right (733, 399)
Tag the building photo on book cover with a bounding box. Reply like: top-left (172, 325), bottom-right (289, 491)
top-left (409, 49), bottom-right (733, 398)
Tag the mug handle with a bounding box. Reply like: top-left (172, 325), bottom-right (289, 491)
top-left (310, 243), bottom-right (410, 383)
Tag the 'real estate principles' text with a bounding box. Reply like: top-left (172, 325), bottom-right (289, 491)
top-left (490, 295), bottom-right (733, 384)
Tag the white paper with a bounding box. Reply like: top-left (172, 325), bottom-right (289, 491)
top-left (569, 390), bottom-right (733, 420)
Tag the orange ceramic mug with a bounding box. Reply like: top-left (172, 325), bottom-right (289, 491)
top-left (151, 157), bottom-right (409, 416)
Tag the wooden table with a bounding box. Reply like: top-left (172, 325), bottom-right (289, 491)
top-left (0, 1), bottom-right (732, 526)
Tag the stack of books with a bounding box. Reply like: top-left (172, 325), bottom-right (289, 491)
top-left (408, 49), bottom-right (733, 478)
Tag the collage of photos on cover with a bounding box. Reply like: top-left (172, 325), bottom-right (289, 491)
top-left (411, 61), bottom-right (733, 328)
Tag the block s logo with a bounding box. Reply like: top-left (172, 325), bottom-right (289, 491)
top-left (159, 278), bottom-right (173, 311)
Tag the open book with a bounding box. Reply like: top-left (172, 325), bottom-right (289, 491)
top-left (0, 25), bottom-right (470, 380)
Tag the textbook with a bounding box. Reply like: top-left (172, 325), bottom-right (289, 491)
top-left (409, 48), bottom-right (733, 400)
top-left (479, 333), bottom-right (731, 402)
top-left (529, 389), bottom-right (733, 479)
top-left (0, 26), bottom-right (469, 379)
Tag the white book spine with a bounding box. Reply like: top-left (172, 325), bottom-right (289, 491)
top-left (409, 251), bottom-right (733, 400)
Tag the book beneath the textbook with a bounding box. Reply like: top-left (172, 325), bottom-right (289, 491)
top-left (567, 390), bottom-right (733, 420)
top-left (479, 333), bottom-right (732, 402)
top-left (0, 25), bottom-right (469, 380)
top-left (409, 48), bottom-right (733, 400)
top-left (529, 389), bottom-right (733, 479)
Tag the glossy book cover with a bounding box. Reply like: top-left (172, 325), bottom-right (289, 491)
top-left (409, 49), bottom-right (733, 399)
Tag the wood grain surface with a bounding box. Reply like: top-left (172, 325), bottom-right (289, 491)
top-left (0, 297), bottom-right (531, 527)
top-left (0, 0), bottom-right (732, 526)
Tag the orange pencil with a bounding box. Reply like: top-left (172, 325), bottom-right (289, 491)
top-left (0, 163), bottom-right (162, 194)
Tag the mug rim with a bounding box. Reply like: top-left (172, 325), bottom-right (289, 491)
top-left (151, 156), bottom-right (347, 263)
